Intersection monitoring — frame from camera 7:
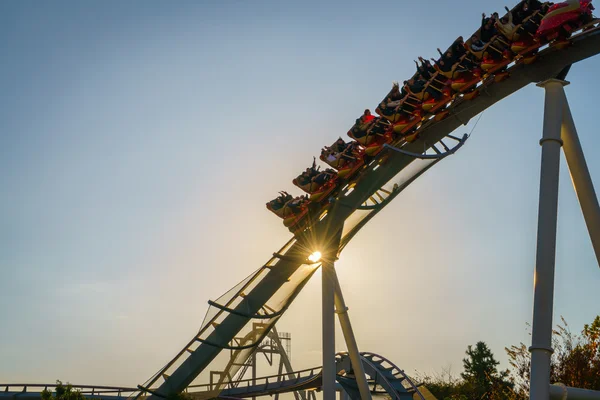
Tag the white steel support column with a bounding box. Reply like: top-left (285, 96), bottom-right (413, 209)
top-left (322, 257), bottom-right (336, 400)
top-left (331, 268), bottom-right (373, 400)
top-left (529, 79), bottom-right (568, 400)
top-left (561, 99), bottom-right (600, 269)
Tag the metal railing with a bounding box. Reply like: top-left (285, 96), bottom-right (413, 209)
top-left (186, 366), bottom-right (322, 394)
top-left (0, 384), bottom-right (138, 398)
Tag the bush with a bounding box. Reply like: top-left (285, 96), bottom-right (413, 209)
top-left (506, 316), bottom-right (600, 396)
top-left (41, 381), bottom-right (85, 400)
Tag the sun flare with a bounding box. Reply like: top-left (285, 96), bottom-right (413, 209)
top-left (308, 251), bottom-right (322, 263)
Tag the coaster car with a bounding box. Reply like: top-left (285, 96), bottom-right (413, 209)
top-left (266, 192), bottom-right (294, 218)
top-left (293, 167), bottom-right (339, 202)
top-left (507, 8), bottom-right (546, 55)
top-left (422, 82), bottom-right (453, 113)
top-left (403, 78), bottom-right (452, 117)
top-left (293, 164), bottom-right (321, 192)
top-left (436, 60), bottom-right (481, 92)
top-left (376, 103), bottom-right (421, 135)
top-left (320, 140), bottom-right (365, 179)
top-left (465, 30), bottom-right (514, 74)
top-left (480, 46), bottom-right (514, 76)
top-left (376, 85), bottom-right (423, 135)
top-left (280, 195), bottom-right (311, 228)
top-left (377, 84), bottom-right (415, 123)
top-left (432, 42), bottom-right (482, 96)
top-left (536, 0), bottom-right (595, 41)
top-left (320, 138), bottom-right (352, 169)
top-left (347, 115), bottom-right (393, 156)
top-left (348, 115), bottom-right (391, 145)
top-left (449, 71), bottom-right (482, 97)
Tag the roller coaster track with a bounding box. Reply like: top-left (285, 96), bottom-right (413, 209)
top-left (4, 19), bottom-right (600, 400)
top-left (185, 351), bottom-right (429, 399)
top-left (128, 22), bottom-right (600, 400)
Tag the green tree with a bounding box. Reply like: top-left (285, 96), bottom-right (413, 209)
top-left (461, 341), bottom-right (513, 399)
top-left (41, 382), bottom-right (85, 400)
top-left (418, 344), bottom-right (517, 400)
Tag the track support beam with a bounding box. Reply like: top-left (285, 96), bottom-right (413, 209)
top-left (332, 268), bottom-right (373, 400)
top-left (530, 79), bottom-right (600, 400)
top-left (322, 247), bottom-right (338, 400)
top-left (530, 79), bottom-right (568, 400)
top-left (561, 97), bottom-right (600, 269)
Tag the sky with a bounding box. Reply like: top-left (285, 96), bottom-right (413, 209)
top-left (1, 0), bottom-right (600, 392)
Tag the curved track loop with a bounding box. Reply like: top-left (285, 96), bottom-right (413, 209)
top-left (336, 352), bottom-right (424, 400)
top-left (178, 352), bottom-right (429, 399)
top-left (134, 23), bottom-right (600, 400)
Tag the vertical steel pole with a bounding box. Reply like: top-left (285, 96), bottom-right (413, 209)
top-left (251, 350), bottom-right (257, 400)
top-left (530, 79), bottom-right (568, 400)
top-left (331, 268), bottom-right (373, 400)
top-left (561, 99), bottom-right (600, 269)
top-left (322, 257), bottom-right (336, 400)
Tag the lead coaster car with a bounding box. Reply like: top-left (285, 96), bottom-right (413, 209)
top-left (536, 0), bottom-right (595, 42)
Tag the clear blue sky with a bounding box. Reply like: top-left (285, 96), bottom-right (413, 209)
top-left (1, 0), bottom-right (599, 388)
